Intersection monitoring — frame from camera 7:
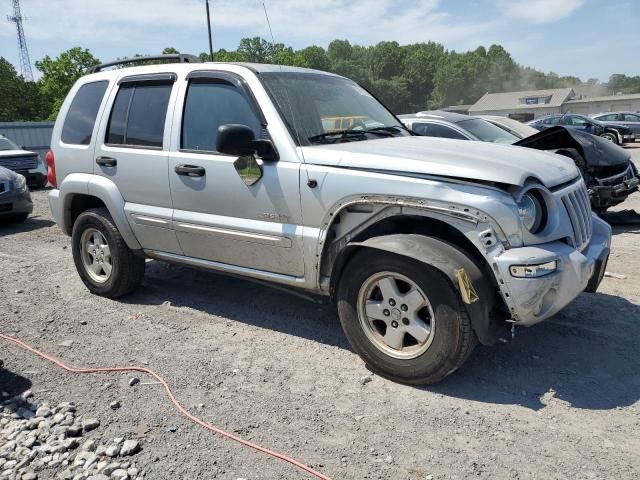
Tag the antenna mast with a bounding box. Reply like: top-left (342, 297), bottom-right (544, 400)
top-left (7, 0), bottom-right (34, 81)
top-left (205, 0), bottom-right (214, 61)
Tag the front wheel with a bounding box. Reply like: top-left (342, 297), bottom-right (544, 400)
top-left (600, 132), bottom-right (619, 145)
top-left (337, 249), bottom-right (476, 385)
top-left (71, 207), bottom-right (145, 298)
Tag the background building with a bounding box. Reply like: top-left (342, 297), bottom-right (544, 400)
top-left (0, 121), bottom-right (54, 159)
top-left (465, 89), bottom-right (640, 119)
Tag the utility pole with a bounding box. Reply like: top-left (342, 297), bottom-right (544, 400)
top-left (7, 0), bottom-right (34, 81)
top-left (205, 0), bottom-right (213, 61)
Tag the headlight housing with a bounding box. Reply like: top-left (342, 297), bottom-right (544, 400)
top-left (12, 174), bottom-right (27, 193)
top-left (516, 189), bottom-right (546, 234)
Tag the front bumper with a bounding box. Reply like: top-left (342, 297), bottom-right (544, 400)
top-left (0, 189), bottom-right (33, 217)
top-left (494, 214), bottom-right (611, 326)
top-left (589, 164), bottom-right (639, 209)
top-left (15, 159), bottom-right (47, 187)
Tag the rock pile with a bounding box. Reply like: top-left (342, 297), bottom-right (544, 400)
top-left (1, 391), bottom-right (144, 480)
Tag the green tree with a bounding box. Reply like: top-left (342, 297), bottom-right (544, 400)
top-left (0, 58), bottom-right (43, 121)
top-left (35, 47), bottom-right (100, 120)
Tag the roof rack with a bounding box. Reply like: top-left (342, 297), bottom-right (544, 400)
top-left (87, 54), bottom-right (202, 74)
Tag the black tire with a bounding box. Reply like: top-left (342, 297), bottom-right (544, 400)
top-left (2, 213), bottom-right (29, 223)
top-left (600, 132), bottom-right (619, 145)
top-left (71, 207), bottom-right (145, 298)
top-left (337, 249), bottom-right (476, 385)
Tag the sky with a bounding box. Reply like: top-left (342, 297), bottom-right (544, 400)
top-left (0, 0), bottom-right (638, 82)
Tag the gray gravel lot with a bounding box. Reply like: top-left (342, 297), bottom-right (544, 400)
top-left (1, 147), bottom-right (640, 479)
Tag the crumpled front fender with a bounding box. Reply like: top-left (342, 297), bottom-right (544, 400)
top-left (335, 234), bottom-right (507, 345)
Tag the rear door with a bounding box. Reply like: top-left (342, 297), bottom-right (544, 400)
top-left (93, 73), bottom-right (182, 254)
top-left (622, 113), bottom-right (640, 136)
top-left (168, 71), bottom-right (304, 276)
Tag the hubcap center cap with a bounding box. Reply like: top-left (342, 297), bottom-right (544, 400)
top-left (390, 308), bottom-right (401, 321)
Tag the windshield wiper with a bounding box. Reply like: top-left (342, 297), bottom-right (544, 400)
top-left (308, 126), bottom-right (399, 144)
top-left (364, 125), bottom-right (407, 135)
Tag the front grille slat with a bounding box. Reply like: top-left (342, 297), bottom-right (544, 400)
top-left (0, 156), bottom-right (38, 170)
top-left (576, 187), bottom-right (592, 238)
top-left (560, 180), bottom-right (592, 251)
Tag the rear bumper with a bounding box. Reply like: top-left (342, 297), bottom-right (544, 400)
top-left (48, 188), bottom-right (65, 231)
top-left (494, 214), bottom-right (611, 326)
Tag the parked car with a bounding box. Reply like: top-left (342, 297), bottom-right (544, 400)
top-left (591, 112), bottom-right (640, 142)
top-left (528, 114), bottom-right (634, 145)
top-left (0, 166), bottom-right (33, 223)
top-left (0, 134), bottom-right (48, 188)
top-left (478, 115), bottom-right (540, 139)
top-left (399, 111), bottom-right (520, 144)
top-left (48, 55), bottom-right (611, 385)
top-left (402, 111), bottom-right (638, 212)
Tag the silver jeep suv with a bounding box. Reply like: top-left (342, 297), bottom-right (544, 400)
top-left (48, 55), bottom-right (611, 384)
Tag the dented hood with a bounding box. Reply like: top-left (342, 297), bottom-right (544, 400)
top-left (302, 135), bottom-right (578, 187)
top-left (514, 126), bottom-right (630, 168)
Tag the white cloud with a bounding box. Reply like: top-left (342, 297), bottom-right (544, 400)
top-left (499, 0), bottom-right (584, 24)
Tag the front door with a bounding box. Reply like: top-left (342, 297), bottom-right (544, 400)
top-left (94, 73), bottom-right (182, 254)
top-left (168, 71), bottom-right (304, 277)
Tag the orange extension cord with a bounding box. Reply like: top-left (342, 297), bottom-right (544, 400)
top-left (0, 333), bottom-right (332, 480)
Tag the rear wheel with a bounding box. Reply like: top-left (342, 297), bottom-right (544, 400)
top-left (72, 207), bottom-right (145, 298)
top-left (337, 249), bottom-right (476, 384)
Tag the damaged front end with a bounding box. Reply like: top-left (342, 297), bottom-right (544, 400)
top-left (515, 126), bottom-right (639, 212)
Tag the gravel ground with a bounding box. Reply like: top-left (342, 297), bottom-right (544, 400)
top-left (1, 147), bottom-right (639, 480)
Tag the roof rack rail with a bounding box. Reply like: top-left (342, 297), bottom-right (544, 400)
top-left (87, 54), bottom-right (202, 74)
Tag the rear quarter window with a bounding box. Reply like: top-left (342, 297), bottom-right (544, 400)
top-left (61, 81), bottom-right (109, 145)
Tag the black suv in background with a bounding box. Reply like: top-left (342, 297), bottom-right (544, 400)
top-left (528, 114), bottom-right (634, 146)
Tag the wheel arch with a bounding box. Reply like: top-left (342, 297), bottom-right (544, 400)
top-left (59, 174), bottom-right (141, 250)
top-left (320, 205), bottom-right (510, 345)
top-left (334, 234), bottom-right (507, 345)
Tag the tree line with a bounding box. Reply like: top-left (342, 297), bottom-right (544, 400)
top-left (1, 38), bottom-right (638, 122)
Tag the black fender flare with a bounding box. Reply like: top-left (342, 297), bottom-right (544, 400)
top-left (332, 234), bottom-right (506, 345)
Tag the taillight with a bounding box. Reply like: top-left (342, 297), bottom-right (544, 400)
top-left (45, 149), bottom-right (57, 188)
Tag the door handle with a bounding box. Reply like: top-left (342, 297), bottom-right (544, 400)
top-left (175, 164), bottom-right (206, 177)
top-left (96, 156), bottom-right (117, 167)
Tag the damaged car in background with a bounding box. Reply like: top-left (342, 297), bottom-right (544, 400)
top-left (48, 57), bottom-right (612, 384)
top-left (514, 126), bottom-right (639, 213)
top-left (401, 111), bottom-right (639, 213)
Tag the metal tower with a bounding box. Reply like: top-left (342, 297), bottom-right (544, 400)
top-left (7, 0), bottom-right (34, 81)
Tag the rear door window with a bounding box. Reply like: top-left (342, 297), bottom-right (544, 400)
top-left (542, 116), bottom-right (560, 125)
top-left (597, 114), bottom-right (617, 121)
top-left (106, 83), bottom-right (172, 148)
top-left (412, 122), bottom-right (468, 140)
top-left (61, 81), bottom-right (109, 145)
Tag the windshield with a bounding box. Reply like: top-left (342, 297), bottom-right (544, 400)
top-left (260, 72), bottom-right (409, 145)
top-left (457, 118), bottom-right (519, 144)
top-left (0, 136), bottom-right (19, 151)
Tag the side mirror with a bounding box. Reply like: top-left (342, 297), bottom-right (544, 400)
top-left (217, 124), bottom-right (278, 161)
